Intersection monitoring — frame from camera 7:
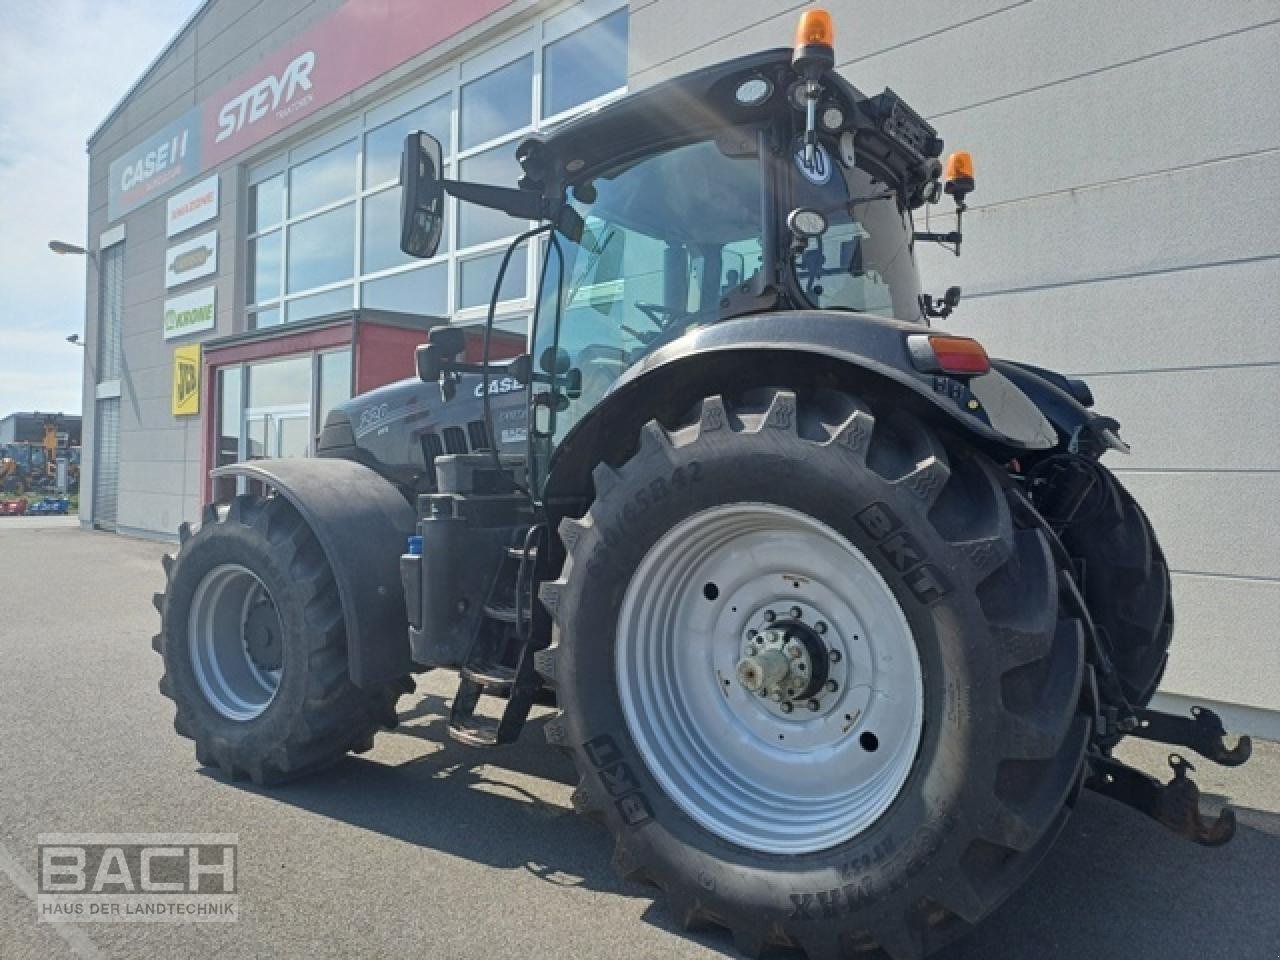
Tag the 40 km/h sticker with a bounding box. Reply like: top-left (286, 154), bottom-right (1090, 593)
top-left (794, 143), bottom-right (833, 185)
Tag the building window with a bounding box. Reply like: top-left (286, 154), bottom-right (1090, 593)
top-left (244, 1), bottom-right (628, 334)
top-left (542, 8), bottom-right (629, 119)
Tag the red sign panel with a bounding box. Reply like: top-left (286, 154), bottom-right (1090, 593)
top-left (201, 0), bottom-right (512, 168)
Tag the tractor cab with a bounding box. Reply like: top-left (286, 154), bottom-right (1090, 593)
top-left (399, 34), bottom-right (966, 493)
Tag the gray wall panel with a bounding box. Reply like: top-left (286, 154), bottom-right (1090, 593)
top-left (1115, 471), bottom-right (1280, 579)
top-left (950, 258), bottom-right (1280, 373)
top-left (1163, 574), bottom-right (1280, 711)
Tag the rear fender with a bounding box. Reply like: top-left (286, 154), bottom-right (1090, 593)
top-left (991, 359), bottom-right (1127, 457)
top-left (543, 311), bottom-right (1057, 506)
top-left (209, 458), bottom-right (416, 688)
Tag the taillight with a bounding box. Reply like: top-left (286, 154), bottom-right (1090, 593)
top-left (906, 334), bottom-right (990, 376)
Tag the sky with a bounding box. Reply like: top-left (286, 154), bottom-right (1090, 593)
top-left (0, 0), bottom-right (202, 419)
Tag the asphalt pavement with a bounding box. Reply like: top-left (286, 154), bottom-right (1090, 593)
top-left (1, 519), bottom-right (1277, 959)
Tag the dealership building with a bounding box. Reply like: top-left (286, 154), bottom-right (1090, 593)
top-left (78, 1), bottom-right (1278, 733)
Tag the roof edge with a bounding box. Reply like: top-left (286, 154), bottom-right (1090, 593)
top-left (86, 0), bottom-right (214, 150)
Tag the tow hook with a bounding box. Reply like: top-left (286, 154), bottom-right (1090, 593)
top-left (1088, 752), bottom-right (1237, 847)
top-left (1128, 705), bottom-right (1252, 767)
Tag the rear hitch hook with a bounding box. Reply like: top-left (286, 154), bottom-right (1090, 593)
top-left (1130, 705), bottom-right (1252, 767)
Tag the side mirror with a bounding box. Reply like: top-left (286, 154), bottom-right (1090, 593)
top-left (400, 131), bottom-right (445, 259)
top-left (539, 346), bottom-right (571, 376)
top-left (415, 326), bottom-right (466, 383)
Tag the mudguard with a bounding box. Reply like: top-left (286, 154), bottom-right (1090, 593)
top-left (209, 458), bottom-right (416, 688)
top-left (545, 310), bottom-right (1058, 502)
top-left (991, 359), bottom-right (1127, 456)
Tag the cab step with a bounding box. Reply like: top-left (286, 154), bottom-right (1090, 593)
top-left (460, 662), bottom-right (516, 693)
top-left (447, 716), bottom-right (502, 747)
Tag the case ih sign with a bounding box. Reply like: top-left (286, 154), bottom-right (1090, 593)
top-left (107, 0), bottom-right (513, 222)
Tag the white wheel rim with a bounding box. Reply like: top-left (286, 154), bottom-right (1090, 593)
top-left (188, 563), bottom-right (282, 721)
top-left (615, 503), bottom-right (923, 855)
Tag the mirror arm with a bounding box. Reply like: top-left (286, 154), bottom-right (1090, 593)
top-left (442, 177), bottom-right (547, 221)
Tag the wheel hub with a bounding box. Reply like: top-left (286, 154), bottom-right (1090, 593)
top-left (244, 598), bottom-right (282, 672)
top-left (736, 616), bottom-right (833, 712)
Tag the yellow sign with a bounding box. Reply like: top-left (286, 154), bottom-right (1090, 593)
top-left (171, 344), bottom-right (201, 416)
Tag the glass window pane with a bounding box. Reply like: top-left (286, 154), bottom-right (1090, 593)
top-left (247, 355), bottom-right (312, 409)
top-left (278, 414), bottom-right (312, 459)
top-left (363, 185), bottom-right (449, 274)
top-left (287, 204), bottom-right (355, 293)
top-left (365, 95), bottom-right (451, 187)
top-left (361, 263), bottom-right (448, 317)
top-left (216, 366), bottom-right (242, 467)
top-left (458, 145), bottom-right (525, 248)
top-left (459, 245), bottom-right (526, 309)
top-left (250, 306), bottom-right (281, 330)
top-left (460, 54), bottom-right (532, 150)
top-left (544, 10), bottom-right (629, 117)
top-left (247, 230), bottom-right (281, 303)
top-left (318, 350), bottom-right (353, 423)
top-left (285, 286), bottom-right (353, 323)
top-left (249, 174), bottom-right (283, 232)
top-left (289, 140), bottom-right (358, 216)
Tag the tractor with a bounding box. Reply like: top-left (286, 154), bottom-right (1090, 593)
top-left (153, 11), bottom-right (1251, 958)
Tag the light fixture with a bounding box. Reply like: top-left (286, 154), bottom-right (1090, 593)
top-left (820, 104), bottom-right (844, 131)
top-left (734, 77), bottom-right (773, 106)
top-left (786, 207), bottom-right (828, 240)
top-left (49, 240), bottom-right (88, 255)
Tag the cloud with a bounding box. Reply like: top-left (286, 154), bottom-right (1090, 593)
top-left (0, 0), bottom-right (201, 418)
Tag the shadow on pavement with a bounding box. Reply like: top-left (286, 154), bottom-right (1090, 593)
top-left (211, 690), bottom-right (1280, 960)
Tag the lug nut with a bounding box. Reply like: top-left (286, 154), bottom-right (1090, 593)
top-left (807, 699), bottom-right (821, 712)
top-left (786, 643), bottom-right (803, 659)
top-left (795, 663), bottom-right (807, 674)
top-left (829, 650), bottom-right (842, 663)
top-left (779, 702), bottom-right (793, 714)
top-left (825, 679), bottom-right (839, 693)
top-left (790, 606), bottom-right (802, 619)
top-left (814, 621), bottom-right (827, 635)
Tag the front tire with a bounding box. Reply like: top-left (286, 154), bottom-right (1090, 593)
top-left (153, 494), bottom-right (406, 785)
top-left (538, 389), bottom-right (1089, 959)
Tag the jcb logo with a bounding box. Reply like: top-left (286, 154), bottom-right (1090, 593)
top-left (855, 502), bottom-right (950, 604)
top-left (171, 345), bottom-right (201, 416)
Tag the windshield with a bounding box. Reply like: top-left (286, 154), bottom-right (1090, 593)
top-left (531, 138), bottom-right (762, 460)
top-left (787, 140), bottom-right (920, 320)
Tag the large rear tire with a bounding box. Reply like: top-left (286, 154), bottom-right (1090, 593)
top-left (537, 388), bottom-right (1090, 959)
top-left (153, 494), bottom-right (407, 785)
top-left (1058, 467), bottom-right (1172, 707)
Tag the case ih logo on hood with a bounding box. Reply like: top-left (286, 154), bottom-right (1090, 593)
top-left (216, 51), bottom-right (316, 144)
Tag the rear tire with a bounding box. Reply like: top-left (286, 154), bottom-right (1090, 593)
top-left (153, 494), bottom-right (407, 785)
top-left (1059, 466), bottom-right (1171, 707)
top-left (538, 388), bottom-right (1089, 959)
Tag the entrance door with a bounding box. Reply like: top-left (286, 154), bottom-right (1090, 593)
top-left (244, 405), bottom-right (312, 460)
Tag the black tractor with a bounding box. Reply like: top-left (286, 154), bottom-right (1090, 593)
top-left (153, 11), bottom-right (1251, 958)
